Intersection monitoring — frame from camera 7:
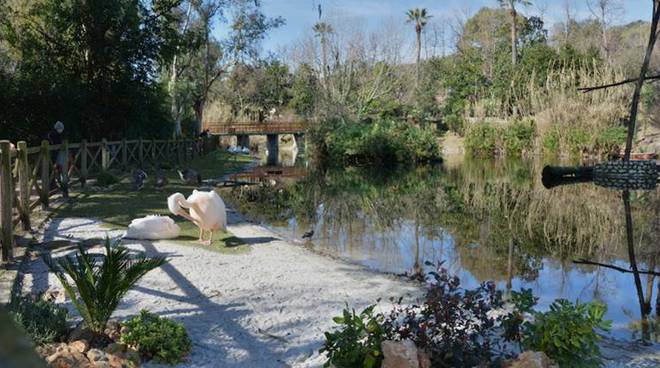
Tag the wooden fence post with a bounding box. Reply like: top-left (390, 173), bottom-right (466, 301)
top-left (80, 139), bottom-right (88, 187)
top-left (0, 141), bottom-right (14, 261)
top-left (121, 138), bottom-right (128, 169)
top-left (138, 138), bottom-right (145, 168)
top-left (60, 139), bottom-right (69, 198)
top-left (151, 139), bottom-right (156, 163)
top-left (101, 138), bottom-right (109, 171)
top-left (40, 140), bottom-right (50, 209)
top-left (17, 141), bottom-right (31, 231)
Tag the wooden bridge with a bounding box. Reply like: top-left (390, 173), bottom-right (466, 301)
top-left (204, 121), bottom-right (308, 136)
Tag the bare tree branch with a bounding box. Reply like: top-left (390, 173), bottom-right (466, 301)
top-left (577, 74), bottom-right (660, 93)
top-left (573, 259), bottom-right (660, 277)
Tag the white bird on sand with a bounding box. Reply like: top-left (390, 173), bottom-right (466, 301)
top-left (124, 215), bottom-right (181, 240)
top-left (167, 190), bottom-right (227, 245)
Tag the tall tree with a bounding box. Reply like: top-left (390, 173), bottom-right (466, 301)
top-left (587, 0), bottom-right (623, 63)
top-left (498, 0), bottom-right (532, 66)
top-left (406, 8), bottom-right (431, 87)
top-left (313, 22), bottom-right (333, 83)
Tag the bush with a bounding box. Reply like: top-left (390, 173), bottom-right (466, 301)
top-left (121, 310), bottom-right (191, 365)
top-left (383, 264), bottom-right (506, 367)
top-left (44, 237), bottom-right (166, 333)
top-left (464, 123), bottom-right (500, 157)
top-left (9, 296), bottom-right (68, 345)
top-left (96, 171), bottom-right (120, 187)
top-left (523, 299), bottom-right (611, 368)
top-left (465, 120), bottom-right (536, 157)
top-left (320, 304), bottom-right (385, 368)
top-left (503, 120), bottom-right (536, 156)
top-left (442, 114), bottom-right (465, 136)
top-left (311, 119), bottom-right (442, 166)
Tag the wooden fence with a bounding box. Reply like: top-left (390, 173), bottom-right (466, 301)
top-left (0, 136), bottom-right (218, 262)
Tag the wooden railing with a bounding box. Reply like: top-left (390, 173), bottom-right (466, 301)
top-left (0, 136), bottom-right (218, 262)
top-left (205, 121), bottom-right (308, 135)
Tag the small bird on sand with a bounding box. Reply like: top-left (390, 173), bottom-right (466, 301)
top-left (302, 230), bottom-right (314, 239)
top-left (132, 169), bottom-right (148, 191)
top-left (177, 168), bottom-right (202, 186)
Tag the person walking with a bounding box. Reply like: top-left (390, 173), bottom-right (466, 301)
top-left (47, 121), bottom-right (69, 197)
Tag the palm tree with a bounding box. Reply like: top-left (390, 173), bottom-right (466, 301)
top-left (498, 0), bottom-right (531, 66)
top-left (44, 238), bottom-right (166, 333)
top-left (406, 8), bottom-right (431, 87)
top-left (313, 22), bottom-right (333, 83)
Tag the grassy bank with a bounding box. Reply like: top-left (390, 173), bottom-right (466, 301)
top-left (310, 119), bottom-right (442, 166)
top-left (54, 151), bottom-right (253, 253)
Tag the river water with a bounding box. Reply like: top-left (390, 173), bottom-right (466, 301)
top-left (222, 152), bottom-right (660, 341)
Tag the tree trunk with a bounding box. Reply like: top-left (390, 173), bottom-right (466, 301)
top-left (415, 29), bottom-right (421, 87)
top-left (170, 59), bottom-right (183, 138)
top-left (624, 1), bottom-right (660, 161)
top-left (321, 34), bottom-right (328, 83)
top-left (511, 8), bottom-right (517, 66)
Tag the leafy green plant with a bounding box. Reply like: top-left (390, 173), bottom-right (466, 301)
top-left (44, 237), bottom-right (167, 333)
top-left (96, 171), bottom-right (120, 187)
top-left (523, 299), bottom-right (611, 368)
top-left (465, 123), bottom-right (500, 156)
top-left (121, 310), bottom-right (191, 365)
top-left (320, 304), bottom-right (386, 368)
top-left (310, 118), bottom-right (442, 166)
top-left (9, 296), bottom-right (68, 345)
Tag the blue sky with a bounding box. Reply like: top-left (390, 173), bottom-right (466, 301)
top-left (230, 0), bottom-right (652, 54)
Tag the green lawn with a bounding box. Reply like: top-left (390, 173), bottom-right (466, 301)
top-left (54, 150), bottom-right (253, 253)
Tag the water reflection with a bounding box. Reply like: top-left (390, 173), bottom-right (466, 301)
top-left (221, 157), bottom-right (660, 340)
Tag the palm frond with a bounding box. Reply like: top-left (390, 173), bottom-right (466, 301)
top-left (43, 237), bottom-right (167, 333)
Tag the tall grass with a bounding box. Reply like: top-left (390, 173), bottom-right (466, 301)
top-left (522, 63), bottom-right (630, 155)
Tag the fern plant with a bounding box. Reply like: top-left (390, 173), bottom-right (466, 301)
top-left (44, 237), bottom-right (166, 333)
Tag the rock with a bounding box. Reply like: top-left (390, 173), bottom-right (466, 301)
top-left (69, 339), bottom-right (90, 353)
top-left (104, 343), bottom-right (126, 355)
top-left (47, 351), bottom-right (94, 368)
top-left (106, 353), bottom-right (131, 368)
top-left (69, 325), bottom-right (95, 343)
top-left (42, 287), bottom-right (67, 303)
top-left (382, 340), bottom-right (429, 368)
top-left (124, 348), bottom-right (141, 365)
top-left (119, 325), bottom-right (131, 336)
top-left (506, 351), bottom-right (556, 368)
top-left (86, 348), bottom-right (107, 363)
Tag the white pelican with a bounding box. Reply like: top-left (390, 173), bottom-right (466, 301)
top-left (167, 190), bottom-right (227, 245)
top-left (125, 215), bottom-right (180, 240)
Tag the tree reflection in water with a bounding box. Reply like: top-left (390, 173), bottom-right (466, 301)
top-left (221, 158), bottom-right (660, 340)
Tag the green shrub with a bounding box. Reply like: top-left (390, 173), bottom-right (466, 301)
top-left (595, 126), bottom-right (626, 152)
top-left (44, 237), bottom-right (167, 333)
top-left (523, 299), bottom-right (611, 368)
top-left (320, 304), bottom-right (385, 368)
top-left (464, 123), bottom-right (500, 157)
top-left (96, 171), bottom-right (120, 187)
top-left (443, 114), bottom-right (465, 136)
top-left (9, 296), bottom-right (68, 345)
top-left (311, 119), bottom-right (441, 166)
top-left (542, 129), bottom-right (560, 153)
top-left (503, 120), bottom-right (536, 156)
top-left (465, 120), bottom-right (536, 157)
top-left (121, 310), bottom-right (191, 365)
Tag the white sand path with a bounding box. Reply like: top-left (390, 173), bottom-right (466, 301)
top-left (20, 212), bottom-right (422, 368)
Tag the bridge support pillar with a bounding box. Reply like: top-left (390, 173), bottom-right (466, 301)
top-left (294, 133), bottom-right (305, 154)
top-left (267, 134), bottom-right (279, 165)
top-left (236, 134), bottom-right (250, 148)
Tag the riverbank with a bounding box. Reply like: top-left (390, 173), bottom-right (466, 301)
top-left (18, 211), bottom-right (421, 367)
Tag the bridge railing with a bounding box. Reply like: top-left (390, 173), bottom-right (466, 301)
top-left (0, 136), bottom-right (218, 262)
top-left (205, 121), bottom-right (308, 135)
